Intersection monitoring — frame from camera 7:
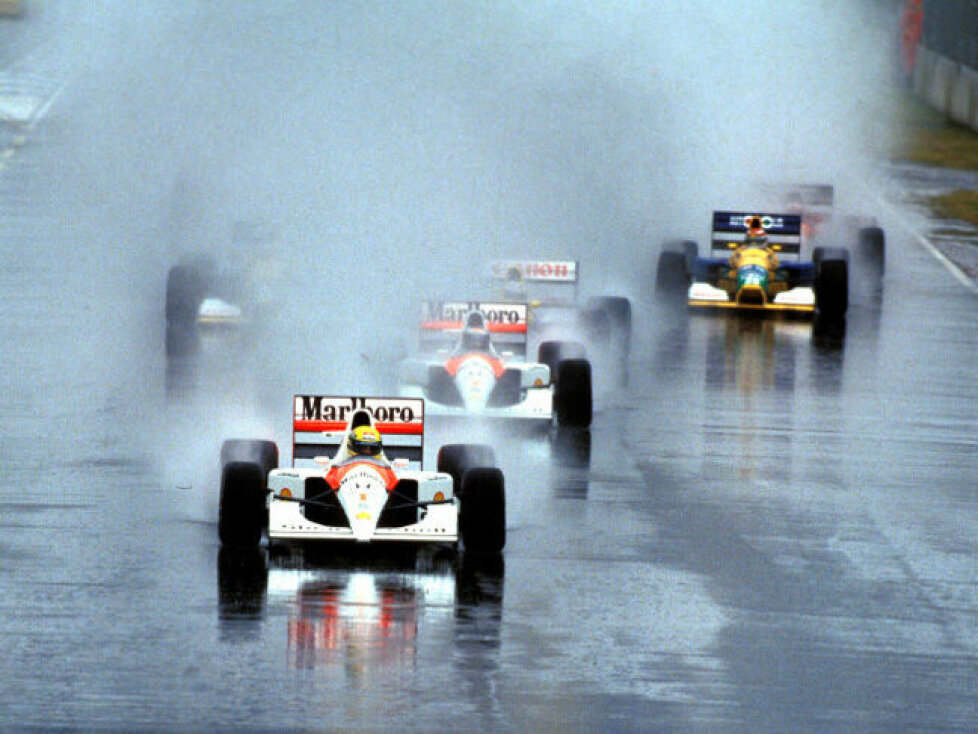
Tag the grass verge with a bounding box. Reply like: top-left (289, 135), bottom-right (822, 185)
top-left (897, 94), bottom-right (978, 171)
top-left (927, 190), bottom-right (978, 226)
top-left (896, 92), bottom-right (978, 229)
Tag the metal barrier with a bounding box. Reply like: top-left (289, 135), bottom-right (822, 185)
top-left (921, 0), bottom-right (978, 70)
top-left (908, 0), bottom-right (978, 131)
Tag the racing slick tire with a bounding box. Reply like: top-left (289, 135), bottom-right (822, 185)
top-left (460, 467), bottom-right (506, 553)
top-left (857, 226), bottom-right (885, 277)
top-left (221, 439), bottom-right (277, 528)
top-left (221, 439), bottom-right (278, 483)
top-left (815, 256), bottom-right (849, 322)
top-left (538, 340), bottom-right (586, 380)
top-left (655, 250), bottom-right (688, 297)
top-left (812, 246), bottom-right (849, 265)
top-left (554, 358), bottom-right (592, 428)
top-left (218, 461), bottom-right (267, 548)
top-left (437, 444), bottom-right (496, 496)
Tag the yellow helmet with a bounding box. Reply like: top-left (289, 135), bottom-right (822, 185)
top-left (347, 425), bottom-right (383, 457)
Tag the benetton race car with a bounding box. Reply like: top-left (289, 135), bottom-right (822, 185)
top-left (397, 301), bottom-right (593, 427)
top-left (217, 396), bottom-right (506, 553)
top-left (656, 211), bottom-right (849, 322)
top-left (490, 259), bottom-right (632, 384)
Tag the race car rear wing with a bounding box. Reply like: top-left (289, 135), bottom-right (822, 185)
top-left (490, 260), bottom-right (579, 304)
top-left (711, 211), bottom-right (803, 259)
top-left (292, 396), bottom-right (424, 470)
top-left (418, 301), bottom-right (528, 357)
top-left (761, 183), bottom-right (835, 209)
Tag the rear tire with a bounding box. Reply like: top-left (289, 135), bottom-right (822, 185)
top-left (460, 468), bottom-right (506, 553)
top-left (587, 296), bottom-right (632, 360)
top-left (857, 226), bottom-right (885, 277)
top-left (437, 444), bottom-right (496, 496)
top-left (554, 358), bottom-right (592, 428)
top-left (579, 307), bottom-right (611, 350)
top-left (218, 461), bottom-right (266, 548)
top-left (655, 250), bottom-right (688, 297)
top-left (538, 340), bottom-right (586, 380)
top-left (165, 265), bottom-right (205, 356)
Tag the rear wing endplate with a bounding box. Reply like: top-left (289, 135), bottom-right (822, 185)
top-left (292, 396), bottom-right (425, 469)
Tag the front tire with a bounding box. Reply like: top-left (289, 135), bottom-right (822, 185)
top-left (460, 467), bottom-right (506, 553)
top-left (815, 256), bottom-right (849, 321)
top-left (218, 461), bottom-right (266, 548)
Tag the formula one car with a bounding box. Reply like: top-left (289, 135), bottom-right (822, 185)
top-left (656, 211), bottom-right (849, 322)
top-left (774, 183), bottom-right (886, 277)
top-left (165, 221), bottom-right (280, 355)
top-left (217, 396), bottom-right (506, 553)
top-left (397, 301), bottom-right (592, 427)
top-left (490, 259), bottom-right (631, 383)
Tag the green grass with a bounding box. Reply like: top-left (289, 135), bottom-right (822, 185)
top-left (895, 92), bottom-right (978, 228)
top-left (897, 93), bottom-right (978, 171)
top-left (927, 189), bottom-right (978, 226)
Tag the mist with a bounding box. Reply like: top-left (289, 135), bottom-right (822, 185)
top-left (24, 0), bottom-right (901, 494)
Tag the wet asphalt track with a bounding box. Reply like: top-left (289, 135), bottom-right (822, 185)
top-left (2, 5), bottom-right (978, 733)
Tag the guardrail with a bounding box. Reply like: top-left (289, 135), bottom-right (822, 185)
top-left (905, 0), bottom-right (978, 132)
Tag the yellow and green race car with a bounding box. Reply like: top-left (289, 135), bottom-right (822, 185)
top-left (656, 211), bottom-right (850, 323)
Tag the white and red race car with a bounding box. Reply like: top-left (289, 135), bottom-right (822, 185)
top-left (397, 301), bottom-right (593, 427)
top-left (218, 396), bottom-right (506, 553)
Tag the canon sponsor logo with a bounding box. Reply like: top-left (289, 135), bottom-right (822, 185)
top-left (296, 396), bottom-right (419, 423)
top-left (523, 262), bottom-right (570, 278)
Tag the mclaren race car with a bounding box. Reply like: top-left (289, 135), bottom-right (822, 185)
top-left (656, 211), bottom-right (849, 322)
top-left (397, 301), bottom-right (593, 427)
top-left (490, 259), bottom-right (632, 371)
top-left (218, 396), bottom-right (506, 553)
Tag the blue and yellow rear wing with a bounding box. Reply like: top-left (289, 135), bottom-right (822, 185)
top-left (711, 211), bottom-right (803, 260)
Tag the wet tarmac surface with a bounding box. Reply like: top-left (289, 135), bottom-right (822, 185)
top-left (2, 5), bottom-right (978, 732)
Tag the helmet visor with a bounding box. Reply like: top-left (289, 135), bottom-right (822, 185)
top-left (349, 434), bottom-right (382, 456)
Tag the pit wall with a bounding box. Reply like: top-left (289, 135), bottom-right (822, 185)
top-left (913, 44), bottom-right (978, 132)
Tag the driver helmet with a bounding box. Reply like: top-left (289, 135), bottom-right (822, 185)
top-left (502, 266), bottom-right (527, 299)
top-left (744, 217), bottom-right (769, 247)
top-left (461, 326), bottom-right (491, 352)
top-left (347, 425), bottom-right (383, 457)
